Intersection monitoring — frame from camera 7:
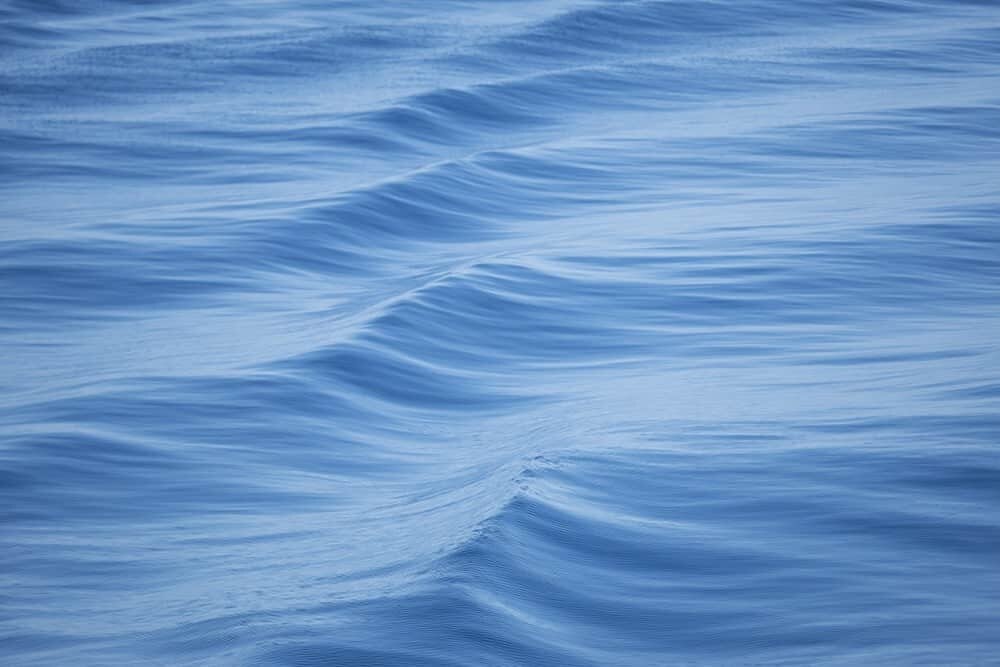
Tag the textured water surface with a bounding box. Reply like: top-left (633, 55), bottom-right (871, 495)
top-left (2, 1), bottom-right (1000, 665)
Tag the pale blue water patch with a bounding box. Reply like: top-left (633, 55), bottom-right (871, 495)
top-left (2, 1), bottom-right (999, 665)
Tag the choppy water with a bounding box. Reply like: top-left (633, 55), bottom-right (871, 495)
top-left (3, 1), bottom-right (1000, 665)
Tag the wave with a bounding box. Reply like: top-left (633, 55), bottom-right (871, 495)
top-left (3, 0), bottom-right (1000, 664)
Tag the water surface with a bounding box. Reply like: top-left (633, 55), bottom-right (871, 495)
top-left (2, 1), bottom-right (1000, 665)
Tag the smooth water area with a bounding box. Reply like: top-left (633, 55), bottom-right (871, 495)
top-left (2, 1), bottom-right (999, 665)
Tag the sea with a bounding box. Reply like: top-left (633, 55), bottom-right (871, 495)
top-left (2, 1), bottom-right (999, 665)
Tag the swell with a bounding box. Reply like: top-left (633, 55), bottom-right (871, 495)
top-left (3, 0), bottom-right (1000, 665)
top-left (475, 0), bottom-right (930, 66)
top-left (7, 96), bottom-right (998, 334)
top-left (251, 429), bottom-right (1000, 665)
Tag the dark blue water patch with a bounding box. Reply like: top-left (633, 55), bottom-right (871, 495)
top-left (934, 380), bottom-right (1000, 401)
top-left (282, 341), bottom-right (532, 412)
top-left (0, 237), bottom-right (248, 323)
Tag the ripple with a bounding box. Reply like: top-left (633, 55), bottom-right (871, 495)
top-left (3, 0), bottom-right (1000, 664)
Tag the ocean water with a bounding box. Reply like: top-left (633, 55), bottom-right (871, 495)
top-left (2, 1), bottom-right (1000, 664)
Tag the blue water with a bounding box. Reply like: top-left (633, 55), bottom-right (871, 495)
top-left (3, 1), bottom-right (1000, 664)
